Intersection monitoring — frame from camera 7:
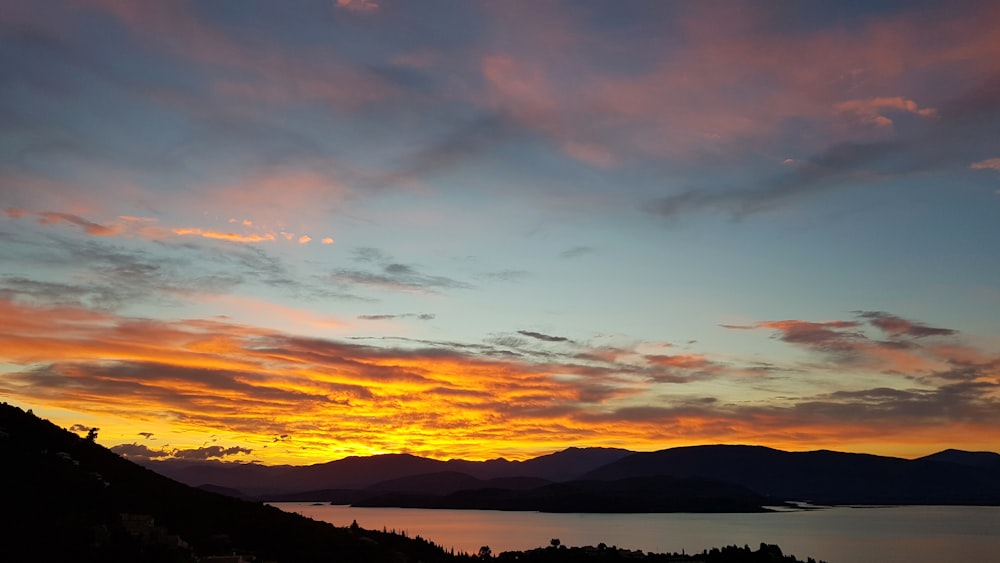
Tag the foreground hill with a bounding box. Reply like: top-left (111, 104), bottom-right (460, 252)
top-left (584, 445), bottom-right (1000, 505)
top-left (0, 403), bottom-right (467, 562)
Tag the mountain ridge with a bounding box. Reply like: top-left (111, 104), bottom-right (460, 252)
top-left (137, 443), bottom-right (1000, 507)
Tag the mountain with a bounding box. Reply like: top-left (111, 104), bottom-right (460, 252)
top-left (354, 475), bottom-right (775, 513)
top-left (144, 444), bottom-right (1000, 506)
top-left (583, 445), bottom-right (1000, 505)
top-left (366, 471), bottom-right (551, 496)
top-left (0, 402), bottom-right (467, 562)
top-left (441, 446), bottom-right (634, 481)
top-left (144, 446), bottom-right (636, 496)
top-left (502, 446), bottom-right (634, 481)
top-left (918, 449), bottom-right (1000, 470)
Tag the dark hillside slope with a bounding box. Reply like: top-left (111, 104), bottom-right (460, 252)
top-left (584, 445), bottom-right (1000, 505)
top-left (0, 403), bottom-right (465, 563)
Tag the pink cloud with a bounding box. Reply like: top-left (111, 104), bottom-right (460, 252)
top-left (81, 0), bottom-right (392, 110)
top-left (833, 97), bottom-right (937, 128)
top-left (970, 158), bottom-right (1000, 171)
top-left (36, 212), bottom-right (123, 236)
top-left (335, 0), bottom-right (379, 13)
top-left (472, 3), bottom-right (1000, 161)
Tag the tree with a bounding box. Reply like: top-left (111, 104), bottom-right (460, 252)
top-left (550, 538), bottom-right (561, 548)
top-left (478, 545), bottom-right (492, 560)
top-left (86, 428), bottom-right (98, 442)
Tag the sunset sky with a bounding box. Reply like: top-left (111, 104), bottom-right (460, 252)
top-left (2, 0), bottom-right (999, 465)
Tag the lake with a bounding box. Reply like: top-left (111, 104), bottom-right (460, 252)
top-left (272, 503), bottom-right (1000, 563)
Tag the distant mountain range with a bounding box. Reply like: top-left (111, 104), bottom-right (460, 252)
top-left (141, 442), bottom-right (1000, 509)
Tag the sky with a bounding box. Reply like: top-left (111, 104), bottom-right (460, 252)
top-left (2, 0), bottom-right (999, 465)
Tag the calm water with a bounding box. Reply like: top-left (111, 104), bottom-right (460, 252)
top-left (272, 503), bottom-right (1000, 563)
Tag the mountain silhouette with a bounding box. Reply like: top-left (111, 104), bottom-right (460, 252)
top-left (354, 475), bottom-right (774, 513)
top-left (583, 445), bottom-right (1000, 505)
top-left (140, 441), bottom-right (1000, 508)
top-left (917, 448), bottom-right (1000, 470)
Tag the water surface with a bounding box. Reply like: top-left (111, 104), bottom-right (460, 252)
top-left (273, 503), bottom-right (1000, 563)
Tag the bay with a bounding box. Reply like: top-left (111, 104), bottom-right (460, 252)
top-left (272, 503), bottom-right (1000, 563)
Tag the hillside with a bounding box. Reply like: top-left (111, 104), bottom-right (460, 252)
top-left (0, 402), bottom-right (467, 562)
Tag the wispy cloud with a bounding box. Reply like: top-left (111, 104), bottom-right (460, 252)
top-left (517, 330), bottom-right (572, 343)
top-left (335, 0), bottom-right (380, 14)
top-left (3, 298), bottom-right (998, 461)
top-left (833, 97), bottom-right (937, 128)
top-left (970, 157), bottom-right (1000, 171)
top-left (330, 248), bottom-right (473, 294)
top-left (359, 313), bottom-right (435, 321)
top-left (559, 246), bottom-right (595, 259)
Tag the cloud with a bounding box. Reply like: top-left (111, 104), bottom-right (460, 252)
top-left (335, 0), bottom-right (380, 13)
top-left (173, 228), bottom-right (276, 243)
top-left (833, 97), bottom-right (937, 128)
top-left (110, 443), bottom-right (172, 461)
top-left (559, 246), bottom-right (595, 259)
top-left (10, 208), bottom-right (326, 248)
top-left (110, 442), bottom-right (251, 461)
top-left (517, 330), bottom-right (571, 343)
top-left (756, 319), bottom-right (865, 353)
top-left (171, 445), bottom-right (253, 460)
top-left (727, 312), bottom-right (976, 380)
top-left (3, 298), bottom-right (999, 461)
top-left (856, 311), bottom-right (957, 338)
top-left (970, 157), bottom-right (1000, 171)
top-left (478, 269), bottom-right (531, 283)
top-left (36, 212), bottom-right (122, 236)
top-left (0, 235), bottom-right (243, 311)
top-left (330, 248), bottom-right (473, 294)
top-left (358, 313), bottom-right (436, 321)
top-left (69, 423), bottom-right (98, 435)
top-left (648, 140), bottom-right (900, 220)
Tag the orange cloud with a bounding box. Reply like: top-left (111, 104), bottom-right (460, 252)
top-left (172, 228), bottom-right (277, 243)
top-left (3, 298), bottom-right (998, 464)
top-left (36, 212), bottom-right (123, 236)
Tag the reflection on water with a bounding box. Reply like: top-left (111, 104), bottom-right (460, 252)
top-left (273, 503), bottom-right (1000, 563)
